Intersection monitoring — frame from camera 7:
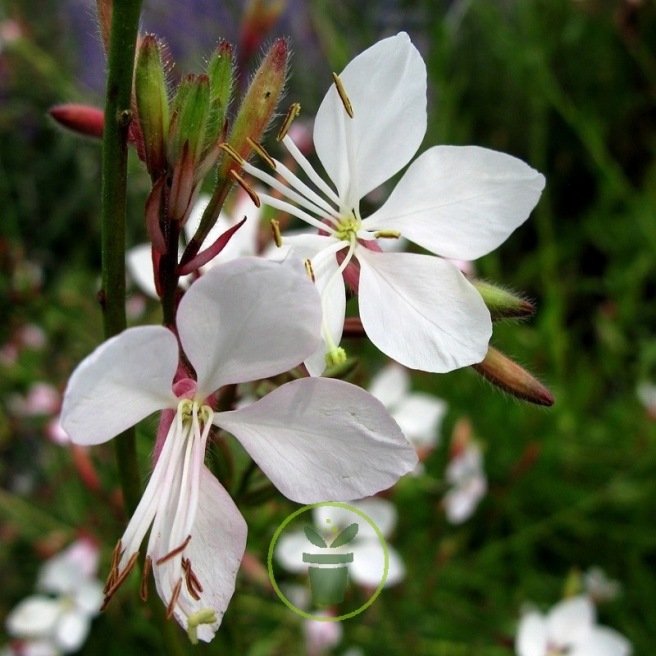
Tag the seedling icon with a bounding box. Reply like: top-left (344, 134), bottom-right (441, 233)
top-left (302, 521), bottom-right (359, 607)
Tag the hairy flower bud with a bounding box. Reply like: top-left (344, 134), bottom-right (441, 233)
top-left (472, 346), bottom-right (554, 406)
top-left (49, 104), bottom-right (104, 139)
top-left (472, 280), bottom-right (535, 320)
top-left (205, 41), bottom-right (234, 147)
top-left (135, 35), bottom-right (170, 178)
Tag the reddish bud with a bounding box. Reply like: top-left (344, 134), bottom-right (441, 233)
top-left (49, 104), bottom-right (104, 139)
top-left (239, 0), bottom-right (286, 65)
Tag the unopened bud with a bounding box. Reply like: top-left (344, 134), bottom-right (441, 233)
top-left (222, 38), bottom-right (289, 176)
top-left (206, 40), bottom-right (234, 146)
top-left (168, 74), bottom-right (211, 167)
top-left (239, 0), bottom-right (286, 64)
top-left (135, 35), bottom-right (170, 178)
top-left (49, 104), bottom-right (104, 139)
top-left (472, 280), bottom-right (535, 320)
top-left (472, 346), bottom-right (554, 406)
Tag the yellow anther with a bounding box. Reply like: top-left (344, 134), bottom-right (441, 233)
top-left (304, 258), bottom-right (315, 282)
top-left (229, 169), bottom-right (261, 207)
top-left (246, 137), bottom-right (276, 169)
top-left (219, 142), bottom-right (245, 166)
top-left (277, 102), bottom-right (301, 140)
top-left (271, 219), bottom-right (283, 247)
top-left (374, 230), bottom-right (401, 239)
top-left (331, 73), bottom-right (354, 118)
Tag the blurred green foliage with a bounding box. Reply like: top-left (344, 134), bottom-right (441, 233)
top-left (1, 0), bottom-right (655, 654)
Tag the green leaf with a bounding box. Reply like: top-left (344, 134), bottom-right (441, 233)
top-left (330, 522), bottom-right (359, 548)
top-left (304, 525), bottom-right (328, 548)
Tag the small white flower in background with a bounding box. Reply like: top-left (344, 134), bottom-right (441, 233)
top-left (4, 538), bottom-right (103, 655)
top-left (244, 32), bottom-right (545, 375)
top-left (369, 364), bottom-right (446, 459)
top-left (515, 595), bottom-right (631, 656)
top-left (583, 567), bottom-right (621, 604)
top-left (276, 497), bottom-right (405, 589)
top-left (61, 258), bottom-right (416, 643)
top-left (443, 419), bottom-right (487, 524)
top-left (636, 381), bottom-right (656, 419)
top-left (303, 612), bottom-right (343, 656)
top-left (127, 191), bottom-right (261, 298)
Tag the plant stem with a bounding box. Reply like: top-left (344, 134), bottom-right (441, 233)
top-left (100, 0), bottom-right (143, 516)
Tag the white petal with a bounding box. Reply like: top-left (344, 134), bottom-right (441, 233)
top-left (126, 243), bottom-right (158, 298)
top-left (177, 258), bottom-right (322, 395)
top-left (443, 476), bottom-right (487, 524)
top-left (275, 530), bottom-right (309, 574)
top-left (6, 596), bottom-right (61, 638)
top-left (73, 579), bottom-right (104, 616)
top-left (368, 364), bottom-right (410, 410)
top-left (571, 627), bottom-right (632, 656)
top-left (215, 377), bottom-right (417, 503)
top-left (547, 596), bottom-right (595, 646)
top-left (515, 612), bottom-right (548, 656)
top-left (363, 145), bottom-right (545, 260)
top-left (155, 466), bottom-right (247, 643)
top-left (283, 232), bottom-right (338, 260)
top-left (53, 610), bottom-right (90, 652)
top-left (349, 540), bottom-right (405, 588)
top-left (314, 33), bottom-right (426, 205)
top-left (19, 641), bottom-right (60, 656)
top-left (357, 250), bottom-right (491, 372)
top-left (37, 539), bottom-right (99, 595)
top-left (392, 393), bottom-right (447, 448)
top-left (349, 497), bottom-right (398, 539)
top-left (60, 327), bottom-right (178, 446)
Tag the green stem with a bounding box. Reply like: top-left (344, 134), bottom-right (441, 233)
top-left (100, 0), bottom-right (143, 515)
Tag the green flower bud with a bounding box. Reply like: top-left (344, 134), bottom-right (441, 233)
top-left (205, 40), bottom-right (234, 147)
top-left (472, 280), bottom-right (535, 320)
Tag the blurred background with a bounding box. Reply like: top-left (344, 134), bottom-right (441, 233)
top-left (1, 0), bottom-right (655, 654)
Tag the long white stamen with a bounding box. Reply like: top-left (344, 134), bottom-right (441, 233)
top-left (281, 134), bottom-right (341, 206)
top-left (256, 192), bottom-right (336, 234)
top-left (241, 161), bottom-right (337, 226)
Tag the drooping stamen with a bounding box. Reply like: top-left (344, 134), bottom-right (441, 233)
top-left (304, 258), bottom-right (315, 282)
top-left (271, 219), bottom-right (282, 247)
top-left (229, 169), bottom-right (261, 207)
top-left (246, 137), bottom-right (276, 170)
top-left (219, 142), bottom-right (245, 166)
top-left (277, 102), bottom-right (301, 141)
top-left (156, 534), bottom-right (192, 565)
top-left (166, 578), bottom-right (183, 619)
top-left (332, 72), bottom-right (354, 118)
top-left (101, 551), bottom-right (139, 609)
top-left (182, 558), bottom-right (204, 600)
top-left (140, 556), bottom-right (152, 602)
top-left (281, 134), bottom-right (341, 206)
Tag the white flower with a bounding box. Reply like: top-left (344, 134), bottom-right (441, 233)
top-left (244, 32), bottom-right (545, 375)
top-left (304, 612), bottom-right (343, 656)
top-left (443, 441), bottom-right (487, 524)
top-left (276, 497), bottom-right (405, 589)
top-left (515, 595), bottom-right (631, 656)
top-left (61, 258), bottom-right (417, 643)
top-left (583, 567), bottom-right (621, 603)
top-left (5, 539), bottom-right (103, 655)
top-left (127, 191), bottom-right (261, 298)
top-left (369, 364), bottom-right (446, 453)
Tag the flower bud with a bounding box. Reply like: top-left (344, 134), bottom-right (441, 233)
top-left (472, 280), bottom-right (534, 320)
top-left (205, 40), bottom-right (234, 146)
top-left (49, 104), bottom-right (104, 139)
top-left (472, 346), bottom-right (554, 406)
top-left (239, 0), bottom-right (286, 65)
top-left (135, 35), bottom-right (170, 178)
top-left (167, 74), bottom-right (211, 168)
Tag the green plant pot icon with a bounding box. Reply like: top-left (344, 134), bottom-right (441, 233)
top-left (303, 552), bottom-right (353, 607)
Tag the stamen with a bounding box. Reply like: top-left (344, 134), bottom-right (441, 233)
top-left (246, 137), bottom-right (276, 170)
top-left (229, 169), bottom-right (261, 207)
top-left (271, 219), bottom-right (282, 247)
top-left (374, 230), bottom-right (401, 239)
top-left (304, 258), bottom-right (315, 282)
top-left (277, 102), bottom-right (301, 140)
top-left (140, 556), bottom-right (152, 602)
top-left (104, 540), bottom-right (123, 593)
top-left (332, 72), bottom-right (354, 118)
top-left (101, 551), bottom-right (139, 609)
top-left (166, 578), bottom-right (183, 619)
top-left (156, 534), bottom-right (192, 565)
top-left (219, 142), bottom-right (245, 166)
top-left (182, 558), bottom-right (204, 600)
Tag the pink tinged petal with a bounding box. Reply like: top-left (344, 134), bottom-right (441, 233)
top-left (357, 250), bottom-right (492, 373)
top-left (362, 145), bottom-right (545, 261)
top-left (369, 364), bottom-right (410, 409)
top-left (20, 641), bottom-right (60, 656)
top-left (215, 378), bottom-right (418, 503)
top-left (154, 466), bottom-right (247, 643)
top-left (349, 540), bottom-right (405, 588)
top-left (60, 327), bottom-right (179, 446)
top-left (546, 596), bottom-right (595, 647)
top-left (314, 33), bottom-right (427, 205)
top-left (515, 612), bottom-right (549, 656)
top-left (53, 610), bottom-right (90, 652)
top-left (177, 258), bottom-right (322, 395)
top-left (571, 627), bottom-right (632, 656)
top-left (392, 394), bottom-right (447, 448)
top-left (6, 596), bottom-right (61, 638)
